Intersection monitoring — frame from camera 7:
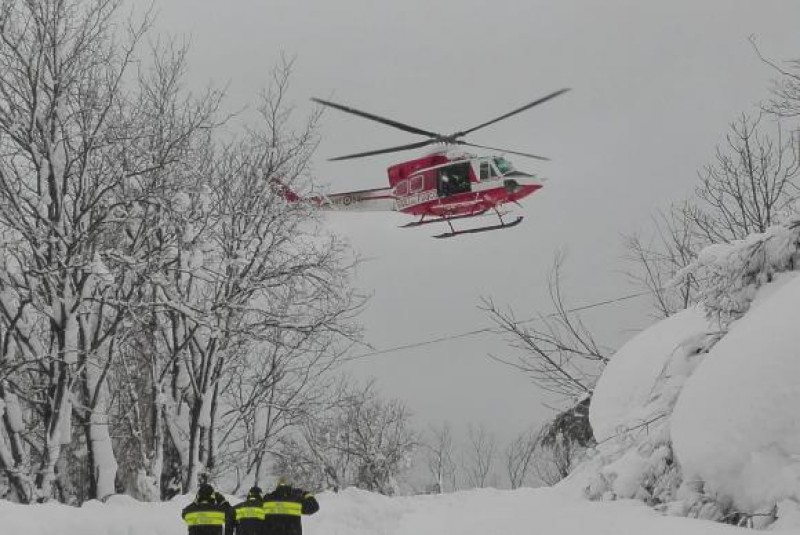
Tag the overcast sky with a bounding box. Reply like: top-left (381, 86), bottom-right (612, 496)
top-left (152, 0), bottom-right (800, 459)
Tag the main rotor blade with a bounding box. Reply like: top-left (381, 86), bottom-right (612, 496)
top-left (456, 141), bottom-right (550, 161)
top-left (329, 139), bottom-right (437, 161)
top-left (312, 97), bottom-right (442, 139)
top-left (458, 88), bottom-right (570, 137)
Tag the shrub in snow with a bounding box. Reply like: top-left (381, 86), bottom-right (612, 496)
top-left (677, 217), bottom-right (800, 328)
top-left (534, 396), bottom-right (595, 486)
top-left (541, 395), bottom-right (593, 450)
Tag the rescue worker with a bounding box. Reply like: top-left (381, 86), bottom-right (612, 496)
top-left (262, 476), bottom-right (319, 535)
top-left (231, 486), bottom-right (266, 535)
top-left (182, 483), bottom-right (234, 535)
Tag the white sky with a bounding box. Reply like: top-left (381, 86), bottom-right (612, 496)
top-left (151, 0), bottom-right (800, 456)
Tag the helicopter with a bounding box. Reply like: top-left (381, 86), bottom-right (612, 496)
top-left (277, 88), bottom-right (569, 238)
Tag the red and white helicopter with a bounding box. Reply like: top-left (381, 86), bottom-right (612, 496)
top-left (279, 88), bottom-right (569, 238)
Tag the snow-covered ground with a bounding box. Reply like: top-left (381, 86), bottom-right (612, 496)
top-left (0, 485), bottom-right (775, 535)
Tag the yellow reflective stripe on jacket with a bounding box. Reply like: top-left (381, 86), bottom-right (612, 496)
top-left (184, 511), bottom-right (226, 526)
top-left (263, 501), bottom-right (302, 516)
top-left (235, 506), bottom-right (265, 520)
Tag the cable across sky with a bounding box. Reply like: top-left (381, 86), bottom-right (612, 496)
top-left (349, 290), bottom-right (653, 360)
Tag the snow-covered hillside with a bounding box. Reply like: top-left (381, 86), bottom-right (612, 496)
top-left (0, 486), bottom-right (768, 535)
top-left (572, 216), bottom-right (800, 528)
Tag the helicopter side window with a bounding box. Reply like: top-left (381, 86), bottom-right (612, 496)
top-left (437, 163), bottom-right (471, 197)
top-left (410, 174), bottom-right (423, 193)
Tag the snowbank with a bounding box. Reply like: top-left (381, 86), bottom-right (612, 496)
top-left (0, 494), bottom-right (189, 535)
top-left (0, 486), bottom-right (763, 535)
top-left (672, 272), bottom-right (800, 512)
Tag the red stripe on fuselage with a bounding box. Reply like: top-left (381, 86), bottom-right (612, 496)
top-left (399, 183), bottom-right (542, 217)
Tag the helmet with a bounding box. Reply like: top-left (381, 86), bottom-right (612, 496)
top-left (197, 483), bottom-right (215, 501)
top-left (275, 475), bottom-right (291, 487)
top-left (247, 486), bottom-right (263, 500)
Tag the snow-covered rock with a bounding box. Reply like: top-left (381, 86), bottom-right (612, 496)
top-left (671, 272), bottom-right (800, 512)
top-left (590, 306), bottom-right (712, 443)
top-left (574, 215), bottom-right (800, 526)
top-left (565, 306), bottom-right (716, 506)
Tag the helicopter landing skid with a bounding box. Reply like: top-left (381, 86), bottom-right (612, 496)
top-left (400, 210), bottom-right (491, 229)
top-left (432, 215), bottom-right (524, 239)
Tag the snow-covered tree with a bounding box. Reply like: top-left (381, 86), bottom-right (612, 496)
top-left (153, 66), bottom-right (358, 493)
top-left (0, 2), bottom-right (360, 504)
top-left (484, 255), bottom-right (608, 401)
top-left (624, 204), bottom-right (700, 318)
top-left (625, 112), bottom-right (799, 319)
top-left (691, 114), bottom-right (798, 241)
top-left (0, 0), bottom-right (220, 502)
top-left (425, 423), bottom-right (456, 493)
top-left (273, 379), bottom-right (417, 495)
top-left (763, 42), bottom-right (800, 121)
top-left (504, 426), bottom-right (537, 489)
top-left (463, 424), bottom-right (496, 489)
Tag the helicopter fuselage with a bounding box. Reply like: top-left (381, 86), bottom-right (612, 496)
top-left (319, 152), bottom-right (544, 219)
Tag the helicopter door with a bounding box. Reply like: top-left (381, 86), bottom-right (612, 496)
top-left (437, 162), bottom-right (471, 197)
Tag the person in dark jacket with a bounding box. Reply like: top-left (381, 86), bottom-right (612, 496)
top-left (182, 483), bottom-right (234, 535)
top-left (231, 486), bottom-right (266, 535)
top-left (262, 476), bottom-right (319, 535)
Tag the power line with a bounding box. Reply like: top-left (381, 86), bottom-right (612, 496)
top-left (348, 290), bottom-right (651, 360)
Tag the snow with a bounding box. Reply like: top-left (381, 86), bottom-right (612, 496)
top-left (567, 305), bottom-right (718, 508)
top-left (89, 411), bottom-right (118, 501)
top-left (90, 252), bottom-right (115, 286)
top-left (572, 216), bottom-right (800, 523)
top-left (197, 391), bottom-right (214, 428)
top-left (671, 272), bottom-right (800, 512)
top-left (58, 398), bottom-right (73, 446)
top-left (589, 306), bottom-right (711, 443)
top-left (0, 486), bottom-right (760, 535)
top-left (2, 390), bottom-right (25, 433)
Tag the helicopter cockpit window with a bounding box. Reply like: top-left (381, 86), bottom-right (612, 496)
top-left (493, 157), bottom-right (513, 175)
top-left (479, 161), bottom-right (499, 180)
top-left (437, 162), bottom-right (471, 197)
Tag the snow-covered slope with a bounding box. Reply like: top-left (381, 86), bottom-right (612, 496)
top-left (0, 486), bottom-right (766, 535)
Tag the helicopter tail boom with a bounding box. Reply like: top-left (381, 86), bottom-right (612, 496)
top-left (272, 179), bottom-right (396, 212)
top-left (325, 188), bottom-right (396, 211)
